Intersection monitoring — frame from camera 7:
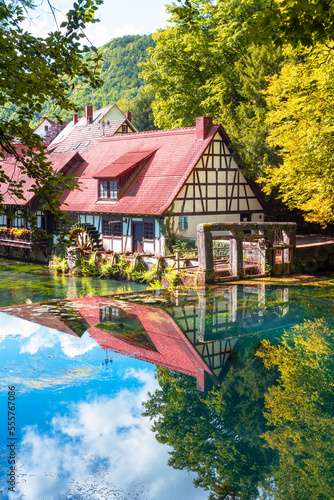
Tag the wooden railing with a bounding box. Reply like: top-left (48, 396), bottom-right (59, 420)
top-left (0, 230), bottom-right (49, 247)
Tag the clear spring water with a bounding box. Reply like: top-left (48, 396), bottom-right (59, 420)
top-left (0, 260), bottom-right (333, 499)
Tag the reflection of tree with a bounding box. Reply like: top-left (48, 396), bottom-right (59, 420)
top-left (257, 319), bottom-right (334, 499)
top-left (143, 350), bottom-right (277, 499)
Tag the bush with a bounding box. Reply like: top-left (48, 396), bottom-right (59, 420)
top-left (50, 255), bottom-right (69, 274)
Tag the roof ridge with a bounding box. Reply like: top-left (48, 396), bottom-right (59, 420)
top-left (97, 125), bottom-right (198, 142)
top-left (97, 123), bottom-right (220, 142)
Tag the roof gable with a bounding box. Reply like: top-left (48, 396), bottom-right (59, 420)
top-left (61, 124), bottom-right (219, 215)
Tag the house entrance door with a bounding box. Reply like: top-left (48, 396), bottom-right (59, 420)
top-left (133, 223), bottom-right (144, 253)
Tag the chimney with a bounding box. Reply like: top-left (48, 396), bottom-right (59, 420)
top-left (196, 116), bottom-right (213, 140)
top-left (126, 110), bottom-right (132, 122)
top-left (85, 104), bottom-right (93, 125)
top-left (73, 114), bottom-right (78, 125)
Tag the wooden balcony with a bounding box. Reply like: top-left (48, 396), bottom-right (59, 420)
top-left (0, 230), bottom-right (49, 249)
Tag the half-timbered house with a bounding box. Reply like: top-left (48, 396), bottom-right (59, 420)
top-left (0, 104), bottom-right (137, 261)
top-left (60, 117), bottom-right (266, 256)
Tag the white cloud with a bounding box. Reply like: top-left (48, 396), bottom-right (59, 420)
top-left (14, 369), bottom-right (206, 500)
top-left (84, 23), bottom-right (113, 48)
top-left (113, 24), bottom-right (140, 38)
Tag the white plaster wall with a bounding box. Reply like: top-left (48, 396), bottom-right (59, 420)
top-left (251, 213), bottom-right (265, 222)
top-left (143, 241), bottom-right (155, 255)
top-left (102, 238), bottom-right (112, 252)
top-left (104, 105), bottom-right (126, 122)
top-left (112, 238), bottom-right (123, 253)
top-left (174, 213), bottom-right (264, 239)
top-left (34, 120), bottom-right (49, 139)
top-left (122, 235), bottom-right (132, 253)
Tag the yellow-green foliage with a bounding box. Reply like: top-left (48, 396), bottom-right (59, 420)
top-left (257, 319), bottom-right (334, 498)
top-left (262, 45), bottom-right (334, 225)
top-left (74, 256), bottom-right (99, 277)
top-left (50, 255), bottom-right (69, 274)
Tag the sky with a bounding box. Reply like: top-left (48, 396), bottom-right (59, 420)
top-left (23, 0), bottom-right (171, 47)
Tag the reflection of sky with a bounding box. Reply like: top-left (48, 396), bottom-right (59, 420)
top-left (0, 314), bottom-right (207, 500)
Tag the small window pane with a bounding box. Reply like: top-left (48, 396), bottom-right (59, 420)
top-left (113, 222), bottom-right (122, 236)
top-left (110, 181), bottom-right (118, 198)
top-left (100, 181), bottom-right (108, 198)
top-left (103, 221), bottom-right (112, 236)
top-left (144, 222), bottom-right (154, 239)
top-left (180, 216), bottom-right (188, 230)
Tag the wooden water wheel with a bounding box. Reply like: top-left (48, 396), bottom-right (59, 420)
top-left (68, 223), bottom-right (103, 255)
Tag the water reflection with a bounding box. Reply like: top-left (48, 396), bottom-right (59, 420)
top-left (0, 284), bottom-right (333, 499)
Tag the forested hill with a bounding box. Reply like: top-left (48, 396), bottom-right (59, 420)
top-left (35, 35), bottom-right (155, 125)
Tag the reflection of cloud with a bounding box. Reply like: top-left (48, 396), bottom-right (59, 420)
top-left (0, 313), bottom-right (40, 340)
top-left (114, 24), bottom-right (140, 38)
top-left (0, 313), bottom-right (97, 357)
top-left (16, 369), bottom-right (205, 500)
top-left (21, 330), bottom-right (97, 358)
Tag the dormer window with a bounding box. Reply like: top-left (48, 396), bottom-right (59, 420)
top-left (99, 180), bottom-right (118, 199)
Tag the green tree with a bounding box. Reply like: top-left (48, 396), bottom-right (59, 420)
top-left (36, 35), bottom-right (155, 125)
top-left (257, 318), bottom-right (334, 499)
top-left (143, 348), bottom-right (277, 499)
top-left (141, 0), bottom-right (284, 177)
top-left (130, 88), bottom-right (158, 131)
top-left (250, 0), bottom-right (334, 48)
top-left (260, 46), bottom-right (334, 225)
top-left (0, 0), bottom-right (103, 220)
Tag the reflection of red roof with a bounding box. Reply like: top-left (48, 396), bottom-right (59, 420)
top-left (94, 150), bottom-right (157, 179)
top-left (0, 151), bottom-right (83, 204)
top-left (61, 124), bottom-right (220, 215)
top-left (0, 304), bottom-right (80, 337)
top-left (71, 296), bottom-right (218, 389)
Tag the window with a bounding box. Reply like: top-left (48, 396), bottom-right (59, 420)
top-left (100, 181), bottom-right (108, 198)
top-left (100, 306), bottom-right (120, 323)
top-left (44, 125), bottom-right (48, 132)
top-left (14, 210), bottom-right (26, 228)
top-left (110, 181), bottom-right (118, 198)
top-left (113, 222), bottom-right (122, 236)
top-left (103, 221), bottom-right (122, 237)
top-left (122, 125), bottom-right (127, 133)
top-left (180, 216), bottom-right (188, 230)
top-left (99, 180), bottom-right (118, 199)
top-left (0, 214), bottom-right (6, 227)
top-left (144, 222), bottom-right (154, 240)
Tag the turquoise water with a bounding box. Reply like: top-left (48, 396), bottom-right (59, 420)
top-left (0, 259), bottom-right (146, 306)
top-left (0, 261), bottom-right (334, 499)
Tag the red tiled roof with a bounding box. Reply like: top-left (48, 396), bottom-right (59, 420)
top-left (0, 151), bottom-right (83, 205)
top-left (48, 119), bottom-right (133, 157)
top-left (61, 124), bottom-right (220, 215)
top-left (93, 150), bottom-right (157, 179)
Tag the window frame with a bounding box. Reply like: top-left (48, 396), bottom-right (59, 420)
top-left (144, 222), bottom-right (155, 240)
top-left (98, 179), bottom-right (119, 200)
top-left (103, 220), bottom-right (122, 237)
top-left (179, 216), bottom-right (188, 230)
